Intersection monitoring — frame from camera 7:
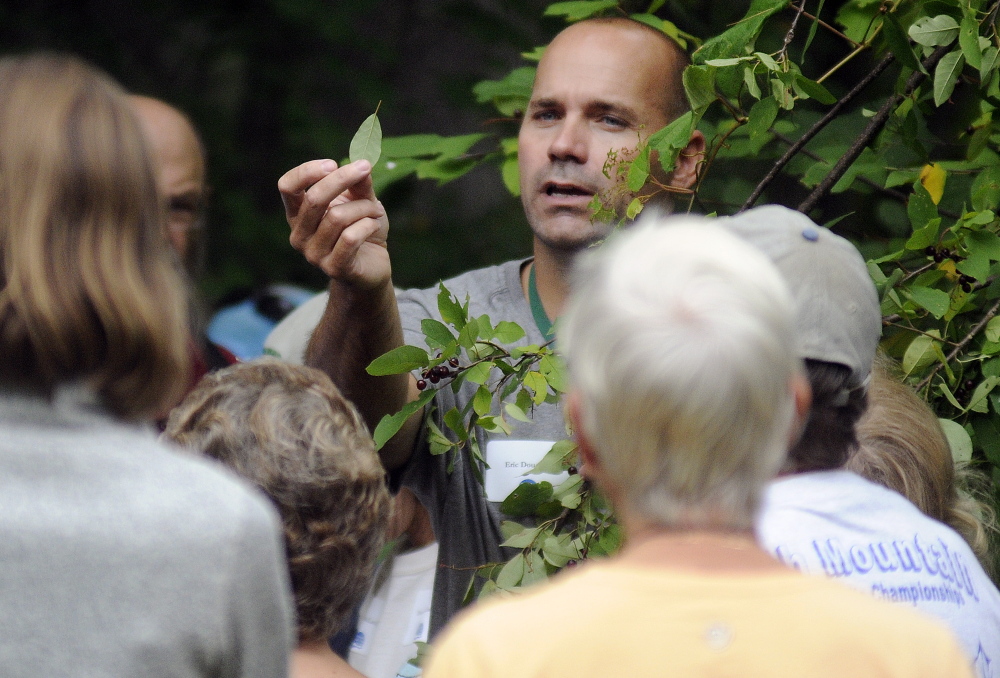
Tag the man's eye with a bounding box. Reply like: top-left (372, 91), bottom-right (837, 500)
top-left (601, 116), bottom-right (627, 128)
top-left (534, 110), bottom-right (558, 121)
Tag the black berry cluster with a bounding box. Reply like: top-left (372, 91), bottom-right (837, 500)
top-left (416, 358), bottom-right (462, 390)
top-left (958, 274), bottom-right (976, 293)
top-left (925, 245), bottom-right (955, 262)
top-left (954, 379), bottom-right (976, 402)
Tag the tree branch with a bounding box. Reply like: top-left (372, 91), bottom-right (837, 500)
top-left (798, 43), bottom-right (952, 214)
top-left (800, 10), bottom-right (860, 48)
top-left (740, 52), bottom-right (895, 212)
top-left (778, 0), bottom-right (807, 62)
top-left (915, 298), bottom-right (1000, 393)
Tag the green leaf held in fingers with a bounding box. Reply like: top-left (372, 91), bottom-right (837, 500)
top-left (349, 101), bottom-right (383, 166)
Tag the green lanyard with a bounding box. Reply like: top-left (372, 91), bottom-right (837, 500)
top-left (528, 264), bottom-right (555, 338)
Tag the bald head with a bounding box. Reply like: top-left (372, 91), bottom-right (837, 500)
top-left (550, 18), bottom-right (691, 121)
top-left (129, 95), bottom-right (207, 270)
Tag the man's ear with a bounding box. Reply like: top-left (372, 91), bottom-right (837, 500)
top-left (668, 129), bottom-right (705, 191)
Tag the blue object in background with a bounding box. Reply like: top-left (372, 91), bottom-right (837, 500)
top-left (207, 283), bottom-right (315, 361)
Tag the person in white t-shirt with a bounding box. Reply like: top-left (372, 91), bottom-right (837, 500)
top-left (349, 487), bottom-right (437, 678)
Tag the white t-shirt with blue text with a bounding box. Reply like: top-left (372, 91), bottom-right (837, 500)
top-left (757, 470), bottom-right (999, 678)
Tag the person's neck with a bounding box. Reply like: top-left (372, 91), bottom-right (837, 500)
top-left (616, 517), bottom-right (785, 574)
top-left (291, 638), bottom-right (365, 678)
top-left (522, 240), bottom-right (576, 322)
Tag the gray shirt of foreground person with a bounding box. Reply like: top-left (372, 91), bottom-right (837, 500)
top-left (0, 384), bottom-right (295, 678)
top-left (266, 259), bottom-right (567, 637)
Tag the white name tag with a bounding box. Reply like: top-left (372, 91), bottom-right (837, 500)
top-left (484, 440), bottom-right (567, 502)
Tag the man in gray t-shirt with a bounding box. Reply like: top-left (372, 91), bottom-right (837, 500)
top-left (270, 18), bottom-right (704, 634)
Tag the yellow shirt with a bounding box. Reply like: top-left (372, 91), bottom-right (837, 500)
top-left (424, 560), bottom-right (974, 678)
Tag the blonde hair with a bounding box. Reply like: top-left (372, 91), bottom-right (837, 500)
top-left (850, 354), bottom-right (999, 573)
top-left (560, 217), bottom-right (801, 531)
top-left (0, 53), bottom-right (189, 419)
top-left (163, 358), bottom-right (391, 642)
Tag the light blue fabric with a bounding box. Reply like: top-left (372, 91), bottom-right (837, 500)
top-left (208, 284), bottom-right (315, 360)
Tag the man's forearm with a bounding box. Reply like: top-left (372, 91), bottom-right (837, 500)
top-left (305, 278), bottom-right (419, 469)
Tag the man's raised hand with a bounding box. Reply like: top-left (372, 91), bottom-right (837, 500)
top-left (279, 159), bottom-right (390, 289)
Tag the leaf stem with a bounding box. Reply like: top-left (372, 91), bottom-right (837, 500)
top-left (778, 0), bottom-right (808, 63)
top-left (816, 40), bottom-right (873, 84)
top-left (915, 298), bottom-right (1000, 392)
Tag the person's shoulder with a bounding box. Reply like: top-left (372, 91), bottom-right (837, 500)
top-left (400, 259), bottom-right (525, 304)
top-left (762, 469), bottom-right (912, 513)
top-left (95, 431), bottom-right (279, 544)
top-left (432, 562), bottom-right (599, 645)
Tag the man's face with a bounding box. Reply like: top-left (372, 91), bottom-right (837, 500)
top-left (518, 23), bottom-right (677, 254)
top-left (131, 97), bottom-right (207, 269)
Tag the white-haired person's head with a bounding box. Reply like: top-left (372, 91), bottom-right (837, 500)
top-left (560, 216), bottom-right (806, 532)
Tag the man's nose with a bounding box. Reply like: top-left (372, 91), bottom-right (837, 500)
top-left (548, 116), bottom-right (588, 164)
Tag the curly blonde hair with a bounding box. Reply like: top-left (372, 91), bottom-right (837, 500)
top-left (163, 358), bottom-right (391, 642)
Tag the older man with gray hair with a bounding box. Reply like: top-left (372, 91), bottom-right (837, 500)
top-left (422, 214), bottom-right (972, 678)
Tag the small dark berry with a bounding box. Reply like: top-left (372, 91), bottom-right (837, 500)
top-left (449, 357), bottom-right (460, 367)
top-left (965, 380), bottom-right (975, 390)
top-left (435, 365), bottom-right (450, 377)
top-left (565, 560), bottom-right (578, 567)
top-left (416, 379), bottom-right (427, 390)
top-left (933, 252), bottom-right (945, 262)
top-left (567, 466), bottom-right (578, 475)
top-left (962, 283), bottom-right (972, 292)
top-left (925, 246), bottom-right (937, 256)
top-left (955, 388), bottom-right (967, 399)
top-left (429, 373), bottom-right (440, 384)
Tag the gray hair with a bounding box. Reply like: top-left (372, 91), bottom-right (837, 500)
top-left (560, 217), bottom-right (802, 530)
